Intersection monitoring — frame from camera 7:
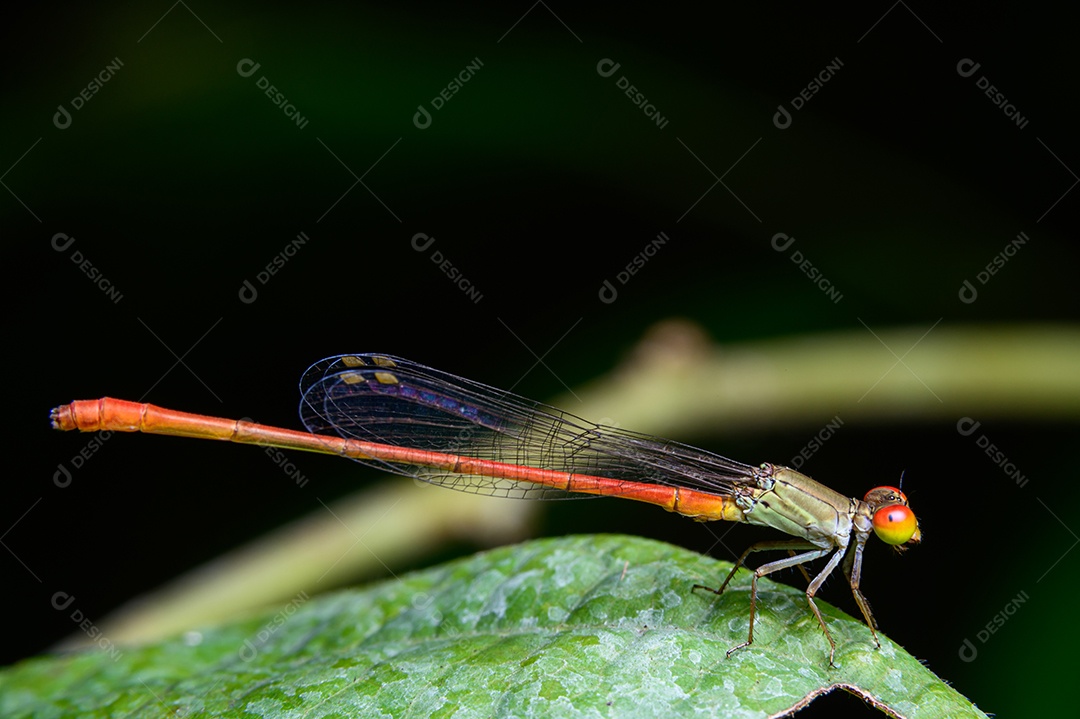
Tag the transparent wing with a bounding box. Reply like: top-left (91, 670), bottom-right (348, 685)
top-left (299, 354), bottom-right (759, 499)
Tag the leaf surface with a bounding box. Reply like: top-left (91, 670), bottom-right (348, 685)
top-left (0, 535), bottom-right (986, 718)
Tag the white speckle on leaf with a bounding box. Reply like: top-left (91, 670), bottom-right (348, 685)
top-left (660, 589), bottom-right (683, 608)
top-left (480, 569), bottom-right (544, 620)
top-left (547, 605), bottom-right (570, 622)
top-left (756, 676), bottom-right (790, 701)
top-left (629, 608), bottom-right (665, 629)
top-left (884, 668), bottom-right (905, 692)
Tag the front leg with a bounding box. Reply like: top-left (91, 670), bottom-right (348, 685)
top-left (843, 532), bottom-right (882, 649)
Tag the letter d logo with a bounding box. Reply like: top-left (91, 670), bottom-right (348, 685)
top-left (53, 105), bottom-right (72, 130)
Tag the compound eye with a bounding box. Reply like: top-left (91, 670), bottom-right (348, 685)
top-left (872, 504), bottom-right (918, 545)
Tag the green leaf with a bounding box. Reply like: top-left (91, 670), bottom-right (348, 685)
top-left (2, 535), bottom-right (984, 718)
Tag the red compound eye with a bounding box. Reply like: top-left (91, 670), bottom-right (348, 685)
top-left (872, 504), bottom-right (918, 545)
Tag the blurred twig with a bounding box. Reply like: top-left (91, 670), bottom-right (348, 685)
top-left (571, 320), bottom-right (1080, 439)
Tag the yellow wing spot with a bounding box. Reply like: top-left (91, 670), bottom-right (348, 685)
top-left (340, 372), bottom-right (364, 384)
top-left (372, 356), bottom-right (397, 367)
top-left (341, 356), bottom-right (366, 367)
top-left (373, 371), bottom-right (399, 385)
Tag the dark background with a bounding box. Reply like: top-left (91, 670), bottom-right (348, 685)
top-left (4, 3), bottom-right (1078, 716)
